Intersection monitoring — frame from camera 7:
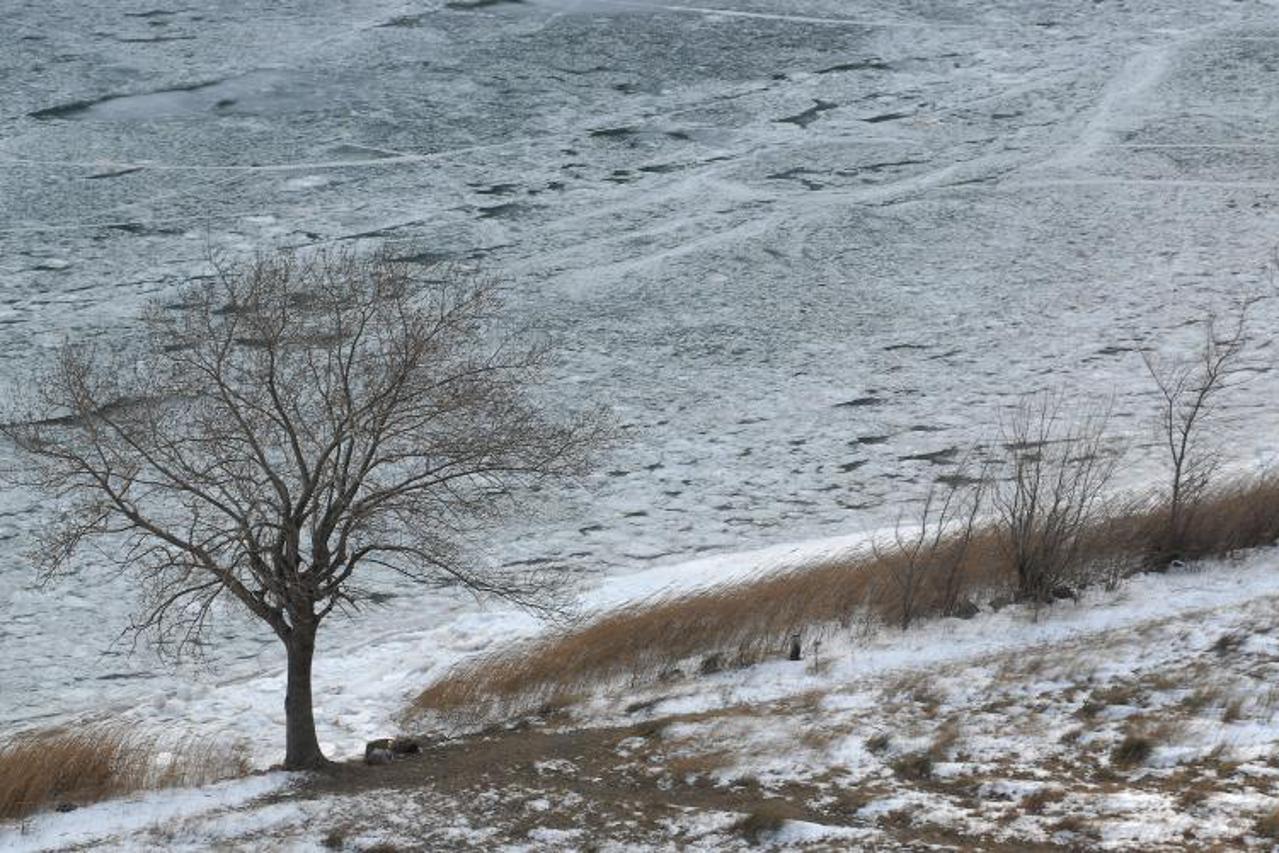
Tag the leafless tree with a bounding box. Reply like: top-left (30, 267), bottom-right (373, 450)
top-left (994, 392), bottom-right (1118, 603)
top-left (1142, 302), bottom-right (1253, 565)
top-left (1, 248), bottom-right (611, 770)
top-left (873, 460), bottom-right (987, 630)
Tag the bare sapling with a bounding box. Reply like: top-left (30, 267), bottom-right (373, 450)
top-left (1, 247), bottom-right (610, 770)
top-left (1141, 300), bottom-right (1254, 566)
top-left (874, 459), bottom-right (987, 630)
top-left (994, 392), bottom-right (1118, 604)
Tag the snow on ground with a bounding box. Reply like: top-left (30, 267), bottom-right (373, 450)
top-left (13, 550), bottom-right (1279, 850)
top-left (0, 773), bottom-right (293, 853)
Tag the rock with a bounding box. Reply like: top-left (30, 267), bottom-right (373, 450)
top-left (390, 737), bottom-right (421, 756)
top-left (54, 801), bottom-right (78, 813)
top-left (699, 653), bottom-right (723, 675)
top-left (1050, 584), bottom-right (1076, 601)
top-left (951, 600), bottom-right (980, 620)
top-left (364, 736), bottom-right (422, 765)
top-left (364, 746), bottom-right (393, 766)
top-left (788, 633), bottom-right (802, 661)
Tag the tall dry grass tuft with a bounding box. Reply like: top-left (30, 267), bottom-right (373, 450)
top-left (0, 723), bottom-right (249, 821)
top-left (408, 471), bottom-right (1279, 728)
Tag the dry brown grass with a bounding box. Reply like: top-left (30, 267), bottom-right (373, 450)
top-left (0, 723), bottom-right (249, 821)
top-left (408, 473), bottom-right (1279, 726)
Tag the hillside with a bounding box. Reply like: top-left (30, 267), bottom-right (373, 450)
top-left (8, 551), bottom-right (1279, 851)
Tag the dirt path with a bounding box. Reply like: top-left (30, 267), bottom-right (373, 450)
top-left (289, 716), bottom-right (1060, 851)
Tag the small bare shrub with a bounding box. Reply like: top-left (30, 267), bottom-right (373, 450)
top-left (1213, 631), bottom-right (1247, 656)
top-left (729, 800), bottom-right (798, 842)
top-left (1222, 697), bottom-right (1245, 723)
top-left (873, 465), bottom-right (987, 630)
top-left (928, 718), bottom-right (961, 761)
top-left (994, 392), bottom-right (1118, 603)
top-left (1256, 807), bottom-right (1279, 840)
top-left (1020, 786), bottom-right (1066, 815)
top-left (1111, 732), bottom-right (1154, 768)
top-left (890, 751), bottom-right (934, 781)
top-left (1143, 302), bottom-right (1254, 567)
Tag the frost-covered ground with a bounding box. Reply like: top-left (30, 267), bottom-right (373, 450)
top-left (9, 550), bottom-right (1279, 850)
top-left (6, 0), bottom-right (1279, 770)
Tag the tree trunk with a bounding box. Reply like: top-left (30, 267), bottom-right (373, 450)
top-left (283, 627), bottom-right (329, 770)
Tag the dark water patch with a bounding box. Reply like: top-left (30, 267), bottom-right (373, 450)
top-left (553, 65), bottom-right (610, 76)
top-left (837, 499), bottom-right (878, 510)
top-left (817, 59), bottom-right (890, 74)
top-left (776, 99), bottom-right (837, 129)
top-left (1003, 439), bottom-right (1049, 452)
top-left (991, 111), bottom-right (1023, 120)
top-left (767, 167), bottom-right (824, 190)
top-left (28, 260), bottom-right (71, 272)
top-left (30, 78), bottom-right (221, 119)
top-left (338, 219), bottom-right (427, 241)
top-left (472, 182), bottom-right (520, 196)
top-left (666, 130), bottom-right (692, 141)
top-left (125, 8), bottom-right (181, 17)
top-left (899, 447), bottom-right (958, 464)
top-left (589, 126), bottom-right (638, 139)
top-left (105, 221), bottom-right (184, 236)
top-left (390, 250), bottom-right (453, 265)
top-left (841, 158), bottom-right (928, 175)
top-left (116, 35), bottom-right (196, 43)
top-left (834, 396), bottom-right (883, 408)
top-left (96, 671), bottom-right (157, 681)
top-left (377, 13), bottom-right (430, 27)
top-left (1095, 345), bottom-right (1134, 356)
top-left (854, 435), bottom-right (891, 445)
top-left (862, 111), bottom-right (912, 124)
top-left (328, 143), bottom-right (399, 160)
top-left (883, 342), bottom-right (927, 351)
top-left (935, 473), bottom-right (983, 487)
top-left (447, 0), bottom-right (525, 8)
top-left (638, 163), bottom-right (682, 174)
top-left (838, 460), bottom-right (868, 473)
top-left (502, 556), bottom-right (555, 568)
top-left (909, 424), bottom-right (945, 432)
top-left (465, 243), bottom-right (512, 259)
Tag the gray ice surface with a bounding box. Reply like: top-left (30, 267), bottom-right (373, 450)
top-left (4, 0), bottom-right (1279, 730)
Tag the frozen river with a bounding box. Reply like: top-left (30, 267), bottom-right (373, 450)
top-left (4, 0), bottom-right (1279, 747)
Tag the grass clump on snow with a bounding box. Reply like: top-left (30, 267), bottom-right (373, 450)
top-left (408, 471), bottom-right (1279, 727)
top-left (0, 723), bottom-right (249, 821)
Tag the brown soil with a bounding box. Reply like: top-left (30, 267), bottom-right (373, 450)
top-left (288, 716), bottom-right (1064, 851)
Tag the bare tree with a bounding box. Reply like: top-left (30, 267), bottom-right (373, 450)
top-left (873, 461), bottom-right (987, 630)
top-left (994, 392), bottom-right (1118, 603)
top-left (1142, 302), bottom-right (1252, 565)
top-left (1, 248), bottom-right (610, 770)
